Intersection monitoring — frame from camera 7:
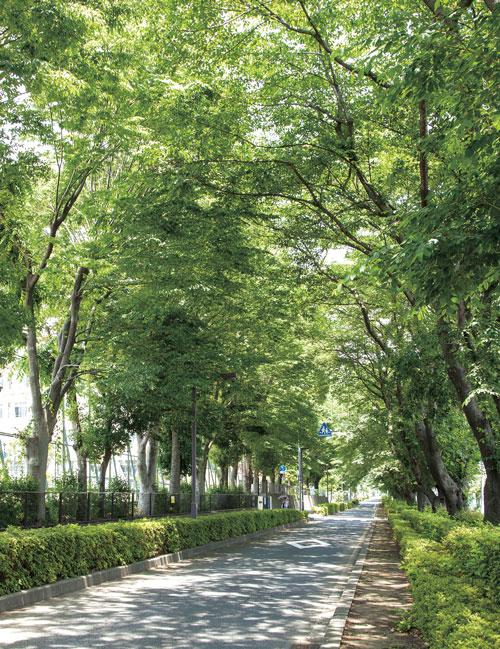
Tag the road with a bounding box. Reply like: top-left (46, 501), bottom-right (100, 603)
top-left (0, 502), bottom-right (376, 649)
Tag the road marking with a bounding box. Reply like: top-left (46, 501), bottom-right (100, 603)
top-left (287, 539), bottom-right (330, 549)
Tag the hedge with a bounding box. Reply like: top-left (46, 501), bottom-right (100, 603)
top-left (0, 508), bottom-right (306, 596)
top-left (312, 499), bottom-right (359, 516)
top-left (385, 500), bottom-right (500, 649)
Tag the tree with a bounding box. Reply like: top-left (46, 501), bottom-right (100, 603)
top-left (159, 0), bottom-right (498, 520)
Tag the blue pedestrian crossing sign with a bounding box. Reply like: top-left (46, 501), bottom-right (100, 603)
top-left (318, 422), bottom-right (333, 438)
top-left (279, 464), bottom-right (287, 474)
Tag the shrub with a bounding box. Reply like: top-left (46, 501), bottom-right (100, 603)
top-left (391, 505), bottom-right (456, 541)
top-left (452, 509), bottom-right (485, 527)
top-left (311, 501), bottom-right (358, 515)
top-left (385, 500), bottom-right (500, 649)
top-left (444, 526), bottom-right (500, 605)
top-left (179, 481), bottom-right (192, 493)
top-left (0, 474), bottom-right (39, 528)
top-left (206, 485), bottom-right (245, 495)
top-left (107, 477), bottom-right (131, 493)
top-left (0, 508), bottom-right (306, 596)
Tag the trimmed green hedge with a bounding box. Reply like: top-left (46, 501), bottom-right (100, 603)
top-left (312, 499), bottom-right (359, 516)
top-left (0, 508), bottom-right (306, 596)
top-left (385, 500), bottom-right (500, 649)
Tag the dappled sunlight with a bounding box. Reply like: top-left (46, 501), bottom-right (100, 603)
top-left (340, 511), bottom-right (425, 649)
top-left (0, 506), bottom-right (376, 648)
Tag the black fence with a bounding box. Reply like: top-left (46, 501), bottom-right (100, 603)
top-left (0, 491), bottom-right (258, 530)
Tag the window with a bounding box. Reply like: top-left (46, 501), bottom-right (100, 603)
top-left (14, 403), bottom-right (28, 418)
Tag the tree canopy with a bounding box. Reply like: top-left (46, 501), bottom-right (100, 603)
top-left (0, 0), bottom-right (498, 521)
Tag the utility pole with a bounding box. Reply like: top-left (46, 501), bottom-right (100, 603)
top-left (298, 445), bottom-right (303, 511)
top-left (191, 386), bottom-right (198, 518)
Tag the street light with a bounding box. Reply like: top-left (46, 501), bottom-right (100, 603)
top-left (191, 372), bottom-right (237, 519)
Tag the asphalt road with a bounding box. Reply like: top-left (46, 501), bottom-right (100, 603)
top-left (0, 502), bottom-right (376, 649)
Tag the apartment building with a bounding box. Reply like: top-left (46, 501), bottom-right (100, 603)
top-left (0, 369), bottom-right (32, 475)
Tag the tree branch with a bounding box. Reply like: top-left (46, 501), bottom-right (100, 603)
top-left (48, 267), bottom-right (90, 414)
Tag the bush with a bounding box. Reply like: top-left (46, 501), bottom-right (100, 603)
top-left (107, 477), bottom-right (131, 493)
top-left (451, 509), bottom-right (485, 527)
top-left (0, 474), bottom-right (39, 528)
top-left (312, 500), bottom-right (358, 515)
top-left (444, 526), bottom-right (500, 605)
top-left (206, 485), bottom-right (245, 495)
top-left (385, 500), bottom-right (500, 649)
top-left (388, 502), bottom-right (456, 541)
top-left (0, 508), bottom-right (306, 596)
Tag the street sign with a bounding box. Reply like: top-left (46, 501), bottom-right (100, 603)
top-left (279, 464), bottom-right (287, 474)
top-left (318, 422), bottom-right (333, 438)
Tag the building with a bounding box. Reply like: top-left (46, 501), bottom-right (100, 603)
top-left (0, 369), bottom-right (32, 475)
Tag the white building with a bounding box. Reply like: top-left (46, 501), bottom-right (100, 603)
top-left (0, 366), bottom-right (143, 488)
top-left (0, 369), bottom-right (32, 475)
top-left (0, 367), bottom-right (223, 492)
top-left (0, 370), bottom-right (32, 432)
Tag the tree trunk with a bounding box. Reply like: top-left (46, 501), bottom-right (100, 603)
top-left (25, 308), bottom-right (51, 522)
top-left (75, 448), bottom-right (88, 521)
top-left (25, 426), bottom-right (50, 523)
top-left (229, 461), bottom-right (238, 488)
top-left (24, 267), bottom-right (89, 523)
top-left (75, 447), bottom-right (87, 493)
top-left (69, 390), bottom-right (88, 520)
top-left (416, 489), bottom-right (429, 511)
top-left (269, 471), bottom-right (276, 495)
top-left (390, 415), bottom-right (436, 510)
top-left (219, 464), bottom-right (229, 490)
top-left (243, 455), bottom-right (253, 493)
top-left (415, 419), bottom-right (464, 515)
top-left (97, 446), bottom-right (112, 518)
top-left (198, 440), bottom-right (211, 496)
top-left (170, 428), bottom-right (181, 494)
top-left (261, 474), bottom-right (268, 495)
top-left (137, 431), bottom-right (158, 516)
top-left (405, 490), bottom-right (416, 506)
top-left (251, 470), bottom-right (259, 495)
top-left (438, 319), bottom-right (500, 523)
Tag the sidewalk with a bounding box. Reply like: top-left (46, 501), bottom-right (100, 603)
top-left (340, 509), bottom-right (426, 649)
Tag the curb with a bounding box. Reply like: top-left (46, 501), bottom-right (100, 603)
top-left (0, 518), bottom-right (307, 614)
top-left (319, 507), bottom-right (376, 649)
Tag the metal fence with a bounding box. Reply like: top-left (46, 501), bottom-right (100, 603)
top-left (0, 491), bottom-right (258, 529)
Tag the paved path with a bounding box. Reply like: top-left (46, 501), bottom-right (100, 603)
top-left (0, 502), bottom-right (376, 649)
top-left (340, 508), bottom-right (426, 649)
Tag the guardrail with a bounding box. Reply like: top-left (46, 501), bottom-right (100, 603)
top-left (0, 491), bottom-right (258, 529)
